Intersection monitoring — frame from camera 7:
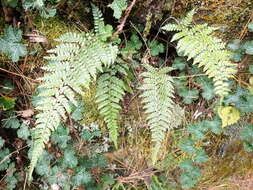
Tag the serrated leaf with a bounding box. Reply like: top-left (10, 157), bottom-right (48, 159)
top-left (179, 88), bottom-right (199, 104)
top-left (218, 106), bottom-right (240, 128)
top-left (72, 168), bottom-right (92, 186)
top-left (149, 40), bottom-right (165, 56)
top-left (187, 123), bottom-right (205, 140)
top-left (17, 123), bottom-right (30, 140)
top-left (179, 138), bottom-right (197, 154)
top-left (0, 26), bottom-right (27, 62)
top-left (194, 150), bottom-right (208, 164)
top-left (63, 149), bottom-right (78, 168)
top-left (108, 0), bottom-right (127, 19)
top-left (3, 117), bottom-right (20, 129)
top-left (205, 118), bottom-right (222, 134)
top-left (172, 57), bottom-right (186, 71)
top-left (51, 125), bottom-right (71, 148)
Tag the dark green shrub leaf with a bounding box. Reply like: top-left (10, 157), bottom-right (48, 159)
top-left (242, 41), bottom-right (253, 55)
top-left (149, 40), bottom-right (165, 56)
top-left (72, 168), bottom-right (92, 186)
top-left (3, 117), bottom-right (20, 129)
top-left (180, 173), bottom-right (198, 189)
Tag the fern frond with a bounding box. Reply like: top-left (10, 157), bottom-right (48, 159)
top-left (139, 64), bottom-right (176, 164)
top-left (28, 32), bottom-right (118, 181)
top-left (95, 62), bottom-right (129, 147)
top-left (91, 3), bottom-right (105, 35)
top-left (162, 10), bottom-right (237, 98)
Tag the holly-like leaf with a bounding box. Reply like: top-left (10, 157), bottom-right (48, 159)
top-left (179, 88), bottom-right (199, 104)
top-left (0, 26), bottom-right (27, 62)
top-left (108, 0), bottom-right (127, 19)
top-left (179, 138), bottom-right (197, 154)
top-left (194, 150), bottom-right (208, 164)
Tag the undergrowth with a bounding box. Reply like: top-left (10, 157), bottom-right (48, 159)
top-left (0, 0), bottom-right (253, 189)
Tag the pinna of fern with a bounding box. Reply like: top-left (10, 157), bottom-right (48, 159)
top-left (95, 61), bottom-right (130, 148)
top-left (162, 9), bottom-right (237, 99)
top-left (139, 64), bottom-right (176, 164)
top-left (28, 6), bottom-right (119, 181)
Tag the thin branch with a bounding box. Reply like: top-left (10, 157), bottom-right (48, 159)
top-left (111, 0), bottom-right (137, 39)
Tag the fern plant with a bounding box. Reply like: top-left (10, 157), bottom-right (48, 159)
top-left (139, 64), bottom-right (176, 164)
top-left (28, 6), bottom-right (118, 181)
top-left (162, 9), bottom-right (237, 99)
top-left (95, 62), bottom-right (130, 148)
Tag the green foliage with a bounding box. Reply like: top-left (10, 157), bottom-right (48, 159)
top-left (240, 125), bottom-right (253, 152)
top-left (28, 5), bottom-right (119, 181)
top-left (149, 40), bottom-right (165, 56)
top-left (17, 123), bottom-right (31, 140)
top-left (172, 57), bottom-right (186, 71)
top-left (248, 22), bottom-right (253, 32)
top-left (162, 10), bottom-right (237, 98)
top-left (95, 62), bottom-right (129, 147)
top-left (121, 33), bottom-right (143, 57)
top-left (139, 64), bottom-right (176, 163)
top-left (179, 88), bottom-right (199, 104)
top-left (108, 0), bottom-right (128, 19)
top-left (0, 26), bottom-right (27, 62)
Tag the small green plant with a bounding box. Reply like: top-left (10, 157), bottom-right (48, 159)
top-left (0, 26), bottom-right (27, 62)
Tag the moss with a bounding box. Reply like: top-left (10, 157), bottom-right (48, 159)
top-left (33, 16), bottom-right (77, 45)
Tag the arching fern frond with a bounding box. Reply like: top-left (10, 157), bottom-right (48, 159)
top-left (139, 64), bottom-right (176, 164)
top-left (28, 32), bottom-right (118, 181)
top-left (95, 62), bottom-right (130, 148)
top-left (162, 10), bottom-right (237, 98)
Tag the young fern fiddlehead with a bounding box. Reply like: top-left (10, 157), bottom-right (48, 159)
top-left (162, 9), bottom-right (237, 99)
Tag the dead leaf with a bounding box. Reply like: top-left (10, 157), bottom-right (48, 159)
top-left (16, 109), bottom-right (34, 118)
